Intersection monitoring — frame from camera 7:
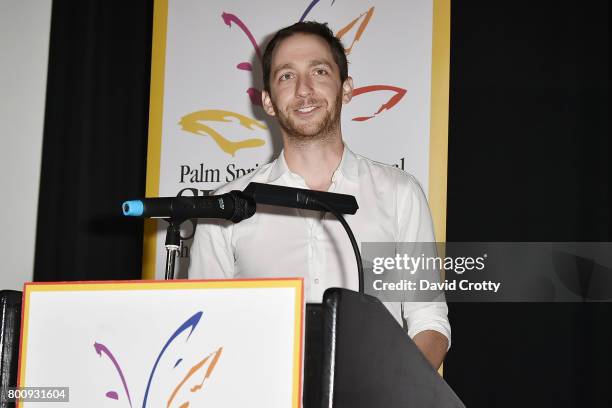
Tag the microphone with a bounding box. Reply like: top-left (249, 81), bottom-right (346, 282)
top-left (242, 182), bottom-right (358, 214)
top-left (122, 191), bottom-right (255, 222)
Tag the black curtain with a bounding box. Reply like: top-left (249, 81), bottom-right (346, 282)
top-left (34, 0), bottom-right (153, 281)
top-left (33, 0), bottom-right (610, 406)
top-left (444, 1), bottom-right (611, 407)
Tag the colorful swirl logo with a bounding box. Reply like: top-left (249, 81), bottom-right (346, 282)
top-left (93, 311), bottom-right (222, 407)
top-left (179, 0), bottom-right (407, 155)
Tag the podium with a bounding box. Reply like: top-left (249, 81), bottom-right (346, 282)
top-left (304, 288), bottom-right (464, 408)
top-left (9, 283), bottom-right (463, 407)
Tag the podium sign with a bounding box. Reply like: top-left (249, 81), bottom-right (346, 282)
top-left (17, 279), bottom-right (303, 407)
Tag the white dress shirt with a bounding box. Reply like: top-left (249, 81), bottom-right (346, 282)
top-left (188, 146), bottom-right (451, 344)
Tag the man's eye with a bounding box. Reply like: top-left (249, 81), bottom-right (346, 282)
top-left (314, 69), bottom-right (328, 76)
top-left (279, 73), bottom-right (293, 81)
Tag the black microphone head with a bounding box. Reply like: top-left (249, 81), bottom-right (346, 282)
top-left (228, 191), bottom-right (256, 222)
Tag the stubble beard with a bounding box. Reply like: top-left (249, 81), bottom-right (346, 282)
top-left (272, 91), bottom-right (343, 144)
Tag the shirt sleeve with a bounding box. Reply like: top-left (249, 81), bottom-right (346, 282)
top-left (188, 218), bottom-right (235, 280)
top-left (397, 173), bottom-right (452, 349)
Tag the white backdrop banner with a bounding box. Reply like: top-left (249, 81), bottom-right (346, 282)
top-left (144, 0), bottom-right (450, 278)
top-left (18, 279), bottom-right (304, 407)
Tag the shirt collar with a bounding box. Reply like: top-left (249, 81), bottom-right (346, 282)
top-left (267, 144), bottom-right (359, 184)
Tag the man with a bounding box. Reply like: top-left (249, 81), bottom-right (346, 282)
top-left (189, 21), bottom-right (450, 369)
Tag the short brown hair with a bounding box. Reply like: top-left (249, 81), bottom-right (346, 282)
top-left (262, 21), bottom-right (348, 93)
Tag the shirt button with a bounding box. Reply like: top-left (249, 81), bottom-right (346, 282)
top-left (314, 278), bottom-right (320, 284)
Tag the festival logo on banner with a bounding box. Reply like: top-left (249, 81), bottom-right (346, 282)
top-left (178, 1), bottom-right (405, 159)
top-left (93, 311), bottom-right (221, 407)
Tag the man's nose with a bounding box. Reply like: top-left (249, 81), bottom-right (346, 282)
top-left (295, 76), bottom-right (313, 97)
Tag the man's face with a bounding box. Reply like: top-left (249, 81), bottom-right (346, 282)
top-left (262, 33), bottom-right (353, 141)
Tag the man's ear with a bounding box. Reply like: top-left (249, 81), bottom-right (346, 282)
top-left (341, 77), bottom-right (354, 104)
top-left (261, 90), bottom-right (276, 116)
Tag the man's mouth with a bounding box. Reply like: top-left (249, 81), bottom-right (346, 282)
top-left (295, 106), bottom-right (318, 114)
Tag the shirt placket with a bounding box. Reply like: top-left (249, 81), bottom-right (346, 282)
top-left (310, 176), bottom-right (341, 299)
top-left (283, 172), bottom-right (320, 298)
top-left (309, 211), bottom-right (327, 299)
top-left (286, 170), bottom-right (343, 301)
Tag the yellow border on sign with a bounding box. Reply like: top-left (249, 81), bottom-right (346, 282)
top-left (429, 0), bottom-right (450, 377)
top-left (17, 279), bottom-right (304, 408)
top-left (141, 0), bottom-right (169, 279)
top-left (429, 0), bottom-right (451, 243)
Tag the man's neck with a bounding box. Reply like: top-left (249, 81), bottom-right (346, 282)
top-left (282, 136), bottom-right (344, 191)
